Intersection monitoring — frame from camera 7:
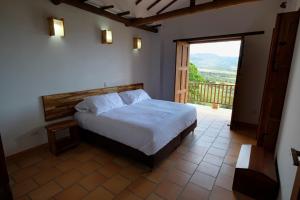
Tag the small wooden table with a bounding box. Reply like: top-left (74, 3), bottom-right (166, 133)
top-left (46, 120), bottom-right (80, 155)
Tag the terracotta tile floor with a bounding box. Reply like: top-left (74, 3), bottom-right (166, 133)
top-left (7, 105), bottom-right (256, 200)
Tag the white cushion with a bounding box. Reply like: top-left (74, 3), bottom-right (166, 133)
top-left (119, 89), bottom-right (151, 105)
top-left (75, 93), bottom-right (125, 115)
top-left (75, 100), bottom-right (90, 113)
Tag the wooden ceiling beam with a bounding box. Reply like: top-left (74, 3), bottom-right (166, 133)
top-left (100, 5), bottom-right (114, 10)
top-left (149, 24), bottom-right (162, 28)
top-left (157, 0), bottom-right (177, 15)
top-left (136, 0), bottom-right (143, 5)
top-left (147, 0), bottom-right (162, 11)
top-left (117, 11), bottom-right (130, 17)
top-left (130, 0), bottom-right (260, 27)
top-left (139, 25), bottom-right (159, 33)
top-left (50, 0), bottom-right (158, 33)
top-left (61, 0), bottom-right (128, 23)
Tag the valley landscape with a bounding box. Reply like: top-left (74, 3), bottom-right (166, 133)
top-left (190, 53), bottom-right (239, 84)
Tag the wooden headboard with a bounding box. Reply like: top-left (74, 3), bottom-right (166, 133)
top-left (42, 83), bottom-right (144, 121)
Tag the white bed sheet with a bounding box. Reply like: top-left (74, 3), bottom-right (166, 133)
top-left (75, 99), bottom-right (197, 156)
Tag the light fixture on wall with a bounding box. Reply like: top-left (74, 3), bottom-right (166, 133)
top-left (48, 17), bottom-right (65, 37)
top-left (101, 30), bottom-right (113, 44)
top-left (133, 37), bottom-right (142, 50)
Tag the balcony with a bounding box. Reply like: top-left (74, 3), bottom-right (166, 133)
top-left (188, 82), bottom-right (236, 109)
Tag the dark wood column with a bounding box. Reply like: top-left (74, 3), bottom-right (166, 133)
top-left (0, 134), bottom-right (13, 200)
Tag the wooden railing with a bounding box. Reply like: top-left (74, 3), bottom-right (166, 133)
top-left (188, 82), bottom-right (235, 107)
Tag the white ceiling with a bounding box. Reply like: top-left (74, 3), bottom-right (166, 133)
top-left (86, 0), bottom-right (213, 19)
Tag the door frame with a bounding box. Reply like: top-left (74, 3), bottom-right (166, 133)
top-left (174, 36), bottom-right (245, 128)
top-left (257, 11), bottom-right (300, 150)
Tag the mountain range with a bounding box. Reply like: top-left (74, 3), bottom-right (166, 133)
top-left (190, 53), bottom-right (239, 72)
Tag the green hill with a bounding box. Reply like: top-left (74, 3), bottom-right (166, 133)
top-left (189, 53), bottom-right (238, 84)
top-left (190, 53), bottom-right (239, 72)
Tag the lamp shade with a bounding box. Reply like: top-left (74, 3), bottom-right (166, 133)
top-left (133, 37), bottom-right (142, 49)
top-left (102, 30), bottom-right (113, 44)
top-left (48, 17), bottom-right (65, 37)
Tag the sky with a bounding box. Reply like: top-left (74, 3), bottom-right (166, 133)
top-left (190, 40), bottom-right (242, 57)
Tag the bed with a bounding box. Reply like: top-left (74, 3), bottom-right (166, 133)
top-left (42, 83), bottom-right (197, 167)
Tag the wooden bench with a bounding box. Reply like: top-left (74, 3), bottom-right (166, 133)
top-left (233, 144), bottom-right (279, 199)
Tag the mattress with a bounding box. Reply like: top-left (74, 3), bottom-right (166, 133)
top-left (75, 99), bottom-right (197, 155)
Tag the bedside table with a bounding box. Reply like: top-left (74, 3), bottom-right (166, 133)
top-left (46, 119), bottom-right (80, 155)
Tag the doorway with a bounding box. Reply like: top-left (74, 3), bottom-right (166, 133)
top-left (174, 38), bottom-right (244, 125)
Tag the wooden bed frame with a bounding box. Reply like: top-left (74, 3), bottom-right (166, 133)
top-left (42, 83), bottom-right (197, 167)
top-left (80, 121), bottom-right (197, 168)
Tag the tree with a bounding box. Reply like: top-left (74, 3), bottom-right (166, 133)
top-left (189, 63), bottom-right (206, 82)
top-left (188, 63), bottom-right (206, 103)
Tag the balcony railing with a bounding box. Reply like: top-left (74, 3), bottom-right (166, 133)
top-left (188, 82), bottom-right (235, 108)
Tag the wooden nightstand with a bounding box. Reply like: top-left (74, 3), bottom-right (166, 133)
top-left (46, 119), bottom-right (80, 155)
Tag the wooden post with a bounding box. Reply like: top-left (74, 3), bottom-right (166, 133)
top-left (190, 0), bottom-right (196, 7)
top-left (200, 83), bottom-right (203, 102)
top-left (292, 148), bottom-right (300, 200)
top-left (51, 0), bottom-right (61, 5)
top-left (292, 166), bottom-right (300, 200)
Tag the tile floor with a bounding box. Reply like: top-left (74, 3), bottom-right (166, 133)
top-left (7, 105), bottom-right (256, 200)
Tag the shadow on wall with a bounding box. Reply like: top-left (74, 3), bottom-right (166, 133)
top-left (15, 126), bottom-right (46, 151)
top-left (1, 98), bottom-right (47, 156)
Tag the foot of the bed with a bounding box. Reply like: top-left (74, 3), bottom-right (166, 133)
top-left (80, 120), bottom-right (197, 168)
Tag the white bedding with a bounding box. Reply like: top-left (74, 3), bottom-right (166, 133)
top-left (75, 99), bottom-right (197, 155)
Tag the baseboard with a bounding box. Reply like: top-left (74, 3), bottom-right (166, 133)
top-left (6, 121), bottom-right (257, 160)
top-left (230, 120), bottom-right (258, 131)
top-left (6, 143), bottom-right (48, 160)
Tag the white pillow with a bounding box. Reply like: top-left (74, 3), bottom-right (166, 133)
top-left (75, 100), bottom-right (90, 113)
top-left (119, 89), bottom-right (151, 105)
top-left (75, 93), bottom-right (125, 115)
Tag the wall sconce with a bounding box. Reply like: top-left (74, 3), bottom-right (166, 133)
top-left (101, 30), bottom-right (113, 44)
top-left (48, 17), bottom-right (65, 37)
top-left (133, 37), bottom-right (142, 50)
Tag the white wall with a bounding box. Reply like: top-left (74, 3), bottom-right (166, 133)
top-left (159, 0), bottom-right (279, 124)
top-left (286, 0), bottom-right (300, 11)
top-left (0, 0), bottom-right (160, 156)
top-left (276, 2), bottom-right (300, 199)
